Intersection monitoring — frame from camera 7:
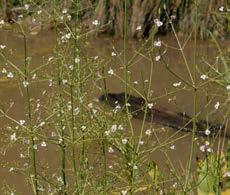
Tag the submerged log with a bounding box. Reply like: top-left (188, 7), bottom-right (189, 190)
top-left (99, 92), bottom-right (226, 137)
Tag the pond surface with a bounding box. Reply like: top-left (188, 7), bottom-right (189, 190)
top-left (0, 29), bottom-right (229, 194)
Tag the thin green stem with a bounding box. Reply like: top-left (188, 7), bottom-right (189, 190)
top-left (23, 33), bottom-right (38, 195)
top-left (54, 22), bottom-right (67, 194)
top-left (184, 0), bottom-right (198, 192)
top-left (70, 20), bottom-right (78, 195)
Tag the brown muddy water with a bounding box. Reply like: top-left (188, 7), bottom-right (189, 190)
top-left (0, 29), bottom-right (229, 194)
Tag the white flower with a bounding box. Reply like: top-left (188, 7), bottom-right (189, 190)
top-left (170, 15), bottom-right (176, 20)
top-left (0, 44), bottom-right (6, 49)
top-left (10, 133), bottom-right (16, 141)
top-left (170, 145), bottom-right (175, 150)
top-left (62, 8), bottom-right (68, 14)
top-left (38, 186), bottom-right (44, 192)
top-left (19, 120), bottom-right (25, 125)
top-left (219, 6), bottom-right (224, 12)
top-left (125, 103), bottom-right (131, 107)
top-left (23, 81), bottom-right (29, 87)
top-left (111, 52), bottom-right (116, 56)
top-left (32, 18), bottom-right (36, 23)
top-left (36, 103), bottom-right (40, 108)
top-left (205, 129), bottom-right (211, 136)
top-left (205, 141), bottom-right (210, 146)
top-left (207, 147), bottom-right (213, 153)
top-left (147, 103), bottom-right (154, 109)
top-left (9, 167), bottom-right (14, 172)
top-left (133, 81), bottom-right (138, 85)
top-left (173, 182), bottom-right (177, 188)
top-left (74, 57), bottom-right (80, 64)
top-left (65, 33), bottom-right (71, 39)
top-left (2, 68), bottom-right (7, 73)
top-left (139, 140), bottom-right (144, 145)
top-left (200, 74), bottom-right (208, 80)
top-left (121, 190), bottom-right (127, 195)
top-left (61, 33), bottom-right (71, 43)
top-left (108, 68), bottom-right (114, 75)
top-left (33, 144), bottom-right (38, 150)
top-left (118, 125), bottom-right (124, 130)
top-left (67, 14), bottom-right (72, 21)
top-left (81, 126), bottom-right (86, 131)
top-left (110, 124), bottom-right (117, 133)
top-left (92, 20), bottom-right (100, 26)
top-left (67, 104), bottom-right (72, 111)
top-left (214, 101), bottom-right (220, 110)
top-left (226, 85), bottom-right (230, 90)
top-left (0, 20), bottom-right (5, 25)
top-left (225, 171), bottom-right (230, 177)
top-left (37, 10), bottom-right (42, 15)
top-left (48, 79), bottom-right (52, 87)
top-left (74, 107), bottom-right (80, 115)
top-left (69, 65), bottom-right (74, 70)
top-left (94, 56), bottom-right (98, 60)
top-left (32, 73), bottom-right (36, 79)
top-left (153, 40), bottom-right (161, 47)
top-left (200, 145), bottom-right (205, 152)
top-left (105, 130), bottom-right (110, 136)
top-left (155, 55), bottom-right (161, 61)
top-left (145, 129), bottom-right (151, 136)
top-left (173, 81), bottom-right (181, 87)
top-left (41, 141), bottom-right (47, 147)
top-left (51, 132), bottom-right (56, 137)
top-left (39, 121), bottom-right (45, 127)
top-left (24, 4), bottom-right (30, 10)
top-left (122, 138), bottom-right (128, 145)
top-left (7, 72), bottom-right (14, 78)
top-left (136, 25), bottom-right (142, 30)
top-left (154, 19), bottom-right (163, 27)
top-left (57, 176), bottom-right (63, 184)
top-left (108, 147), bottom-right (114, 153)
top-left (88, 103), bottom-right (93, 108)
top-left (62, 79), bottom-right (68, 84)
top-left (92, 108), bottom-right (97, 115)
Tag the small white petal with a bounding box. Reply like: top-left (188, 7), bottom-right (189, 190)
top-left (92, 20), bottom-right (100, 26)
top-left (155, 55), bottom-right (161, 61)
top-left (214, 101), bottom-right (220, 110)
top-left (153, 40), bottom-right (161, 47)
top-left (122, 138), bottom-right (128, 145)
top-left (205, 129), bottom-right (211, 136)
top-left (200, 74), bottom-right (208, 80)
top-left (154, 19), bottom-right (163, 27)
top-left (108, 68), bottom-right (114, 75)
top-left (136, 25), bottom-right (142, 30)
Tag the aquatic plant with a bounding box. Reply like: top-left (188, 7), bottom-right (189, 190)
top-left (0, 0), bottom-right (229, 194)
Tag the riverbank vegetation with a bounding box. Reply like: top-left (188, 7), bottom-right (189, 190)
top-left (0, 0), bottom-right (229, 39)
top-left (0, 0), bottom-right (229, 194)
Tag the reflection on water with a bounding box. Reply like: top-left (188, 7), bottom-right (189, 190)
top-left (0, 29), bottom-right (229, 193)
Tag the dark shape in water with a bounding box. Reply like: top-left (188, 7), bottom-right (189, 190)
top-left (99, 93), bottom-right (226, 136)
